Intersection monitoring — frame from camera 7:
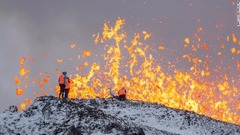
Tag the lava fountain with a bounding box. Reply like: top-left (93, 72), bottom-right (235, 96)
top-left (15, 18), bottom-right (240, 125)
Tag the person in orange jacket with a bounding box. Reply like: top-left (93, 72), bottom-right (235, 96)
top-left (118, 87), bottom-right (126, 101)
top-left (58, 71), bottom-right (67, 98)
top-left (65, 77), bottom-right (71, 98)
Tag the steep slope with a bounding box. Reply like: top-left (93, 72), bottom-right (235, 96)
top-left (0, 96), bottom-right (240, 135)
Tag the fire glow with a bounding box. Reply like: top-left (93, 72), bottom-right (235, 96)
top-left (15, 18), bottom-right (239, 125)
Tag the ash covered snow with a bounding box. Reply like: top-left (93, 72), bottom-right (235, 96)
top-left (0, 96), bottom-right (240, 135)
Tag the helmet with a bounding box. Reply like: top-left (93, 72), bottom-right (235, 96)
top-left (62, 71), bottom-right (67, 75)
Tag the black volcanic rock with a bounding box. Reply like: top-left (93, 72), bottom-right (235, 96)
top-left (0, 96), bottom-right (145, 135)
top-left (3, 105), bottom-right (18, 113)
top-left (0, 96), bottom-right (239, 135)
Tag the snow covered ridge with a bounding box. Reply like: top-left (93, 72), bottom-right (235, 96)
top-left (0, 96), bottom-right (240, 135)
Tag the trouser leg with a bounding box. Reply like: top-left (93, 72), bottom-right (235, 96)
top-left (122, 95), bottom-right (126, 101)
top-left (59, 84), bottom-right (65, 98)
top-left (118, 95), bottom-right (122, 101)
top-left (65, 89), bottom-right (69, 98)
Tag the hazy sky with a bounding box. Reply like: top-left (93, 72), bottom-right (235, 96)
top-left (0, 0), bottom-right (239, 111)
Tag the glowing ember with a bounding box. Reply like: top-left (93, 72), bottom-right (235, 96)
top-left (84, 61), bottom-right (89, 66)
top-left (185, 37), bottom-right (190, 44)
top-left (19, 57), bottom-right (26, 66)
top-left (232, 33), bottom-right (238, 43)
top-left (14, 77), bottom-right (21, 85)
top-left (70, 43), bottom-right (76, 48)
top-left (184, 37), bottom-right (190, 47)
top-left (158, 45), bottom-right (165, 50)
top-left (231, 48), bottom-right (236, 54)
top-left (29, 57), bottom-right (34, 62)
top-left (43, 91), bottom-right (48, 95)
top-left (227, 36), bottom-right (230, 42)
top-left (83, 50), bottom-right (91, 57)
top-left (44, 76), bottom-right (50, 83)
top-left (39, 79), bottom-right (44, 90)
top-left (93, 33), bottom-right (100, 44)
top-left (203, 43), bottom-right (209, 50)
top-left (19, 98), bottom-right (32, 111)
top-left (57, 59), bottom-right (63, 63)
top-left (142, 31), bottom-right (151, 40)
top-left (217, 52), bottom-right (222, 55)
top-left (55, 68), bottom-right (59, 75)
top-left (16, 87), bottom-right (24, 96)
top-left (19, 67), bottom-right (30, 76)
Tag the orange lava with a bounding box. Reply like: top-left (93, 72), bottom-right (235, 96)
top-left (16, 18), bottom-right (240, 125)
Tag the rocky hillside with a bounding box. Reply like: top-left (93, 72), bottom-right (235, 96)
top-left (0, 96), bottom-right (240, 135)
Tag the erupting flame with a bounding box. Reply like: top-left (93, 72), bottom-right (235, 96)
top-left (16, 18), bottom-right (239, 125)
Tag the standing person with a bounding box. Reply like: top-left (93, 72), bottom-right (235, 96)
top-left (118, 87), bottom-right (126, 101)
top-left (58, 71), bottom-right (67, 98)
top-left (65, 77), bottom-right (71, 98)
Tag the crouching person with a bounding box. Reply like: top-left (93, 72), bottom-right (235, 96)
top-left (118, 87), bottom-right (126, 101)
